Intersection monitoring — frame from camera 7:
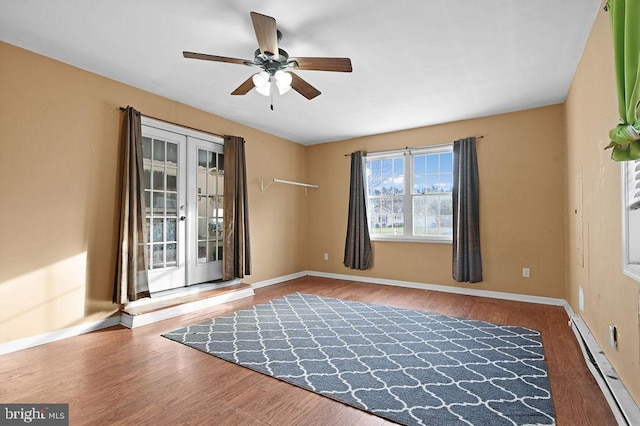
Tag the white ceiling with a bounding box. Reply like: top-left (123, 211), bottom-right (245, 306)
top-left (0, 0), bottom-right (600, 145)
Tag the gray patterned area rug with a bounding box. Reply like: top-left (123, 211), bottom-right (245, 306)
top-left (162, 292), bottom-right (555, 425)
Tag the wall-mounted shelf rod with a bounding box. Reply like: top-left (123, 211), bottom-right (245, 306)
top-left (260, 178), bottom-right (319, 195)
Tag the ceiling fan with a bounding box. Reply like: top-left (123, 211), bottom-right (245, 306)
top-left (183, 11), bottom-right (352, 106)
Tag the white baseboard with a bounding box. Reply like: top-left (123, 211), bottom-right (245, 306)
top-left (120, 287), bottom-right (255, 328)
top-left (306, 270), bottom-right (567, 306)
top-left (250, 271), bottom-right (308, 289)
top-left (566, 306), bottom-right (640, 426)
top-left (0, 316), bottom-right (121, 356)
top-left (0, 285), bottom-right (255, 354)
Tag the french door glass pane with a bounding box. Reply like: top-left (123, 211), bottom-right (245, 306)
top-left (143, 138), bottom-right (180, 270)
top-left (196, 148), bottom-right (224, 265)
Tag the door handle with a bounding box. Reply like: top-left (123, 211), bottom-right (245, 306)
top-left (180, 216), bottom-right (186, 221)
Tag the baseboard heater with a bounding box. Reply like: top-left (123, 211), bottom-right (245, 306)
top-left (569, 315), bottom-right (640, 425)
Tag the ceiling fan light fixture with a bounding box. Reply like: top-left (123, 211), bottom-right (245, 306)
top-left (275, 70), bottom-right (292, 95)
top-left (252, 71), bottom-right (271, 96)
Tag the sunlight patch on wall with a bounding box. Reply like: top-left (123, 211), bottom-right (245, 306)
top-left (0, 252), bottom-right (87, 343)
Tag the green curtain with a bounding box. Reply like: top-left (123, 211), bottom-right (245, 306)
top-left (606, 0), bottom-right (640, 161)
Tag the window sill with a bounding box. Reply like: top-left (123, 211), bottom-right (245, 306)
top-left (370, 236), bottom-right (452, 244)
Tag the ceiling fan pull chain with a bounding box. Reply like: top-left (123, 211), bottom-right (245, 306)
top-left (270, 82), bottom-right (274, 110)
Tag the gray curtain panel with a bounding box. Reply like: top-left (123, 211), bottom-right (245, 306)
top-left (223, 135), bottom-right (252, 280)
top-left (344, 151), bottom-right (373, 270)
top-left (452, 137), bottom-right (482, 282)
top-left (113, 106), bottom-right (150, 304)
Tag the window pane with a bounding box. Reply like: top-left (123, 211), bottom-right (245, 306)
top-left (414, 155), bottom-right (425, 175)
top-left (440, 195), bottom-right (453, 215)
top-left (197, 241), bottom-right (207, 264)
top-left (426, 196), bottom-right (439, 215)
top-left (382, 159), bottom-right (392, 178)
top-left (209, 218), bottom-right (222, 239)
top-left (393, 157), bottom-right (403, 174)
top-left (166, 193), bottom-right (177, 216)
top-left (142, 137), bottom-right (152, 159)
top-left (426, 154), bottom-right (439, 172)
top-left (369, 177), bottom-right (383, 195)
top-left (414, 175), bottom-right (426, 195)
top-left (167, 142), bottom-right (178, 167)
top-left (152, 244), bottom-right (164, 268)
top-left (198, 149), bottom-right (208, 168)
top-left (153, 170), bottom-right (165, 191)
top-left (167, 167), bottom-right (177, 192)
top-left (209, 152), bottom-right (217, 170)
top-left (152, 218), bottom-right (164, 242)
top-left (369, 196), bottom-right (404, 235)
top-left (208, 172), bottom-right (217, 197)
top-left (371, 160), bottom-right (381, 180)
top-left (198, 218), bottom-right (207, 240)
top-left (208, 241), bottom-right (217, 262)
top-left (440, 152), bottom-right (453, 172)
top-left (368, 198), bottom-right (385, 233)
top-left (218, 176), bottom-right (224, 196)
top-left (439, 173), bottom-right (452, 193)
top-left (144, 191), bottom-right (151, 215)
top-left (152, 192), bottom-right (164, 214)
top-left (143, 164), bottom-right (151, 190)
top-left (439, 214), bottom-right (453, 236)
top-left (166, 243), bottom-right (177, 267)
top-left (153, 139), bottom-right (165, 162)
top-left (166, 218), bottom-right (177, 242)
top-left (413, 197), bottom-right (427, 236)
top-left (426, 175), bottom-right (438, 193)
top-left (198, 172), bottom-right (207, 197)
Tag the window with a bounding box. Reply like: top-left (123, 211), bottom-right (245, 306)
top-left (365, 146), bottom-right (453, 242)
top-left (622, 159), bottom-right (640, 282)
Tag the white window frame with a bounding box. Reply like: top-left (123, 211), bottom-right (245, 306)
top-left (364, 145), bottom-right (454, 243)
top-left (621, 159), bottom-right (640, 282)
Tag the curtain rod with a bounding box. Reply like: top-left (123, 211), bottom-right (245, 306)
top-left (343, 135), bottom-right (484, 157)
top-left (119, 106), bottom-right (226, 139)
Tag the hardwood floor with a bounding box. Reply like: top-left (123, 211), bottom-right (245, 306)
top-left (0, 277), bottom-right (616, 425)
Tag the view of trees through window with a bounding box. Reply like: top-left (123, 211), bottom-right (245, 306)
top-left (365, 148), bottom-right (453, 241)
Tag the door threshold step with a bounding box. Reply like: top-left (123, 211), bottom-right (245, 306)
top-left (120, 283), bottom-right (254, 328)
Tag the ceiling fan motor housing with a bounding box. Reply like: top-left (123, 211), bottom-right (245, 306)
top-left (253, 48), bottom-right (293, 75)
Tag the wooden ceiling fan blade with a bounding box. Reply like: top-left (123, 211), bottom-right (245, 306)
top-left (231, 76), bottom-right (255, 95)
top-left (250, 12), bottom-right (279, 58)
top-left (183, 51), bottom-right (250, 65)
top-left (290, 57), bottom-right (353, 73)
top-left (290, 72), bottom-right (321, 100)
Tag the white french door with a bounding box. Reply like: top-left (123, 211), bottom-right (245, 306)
top-left (141, 118), bottom-right (224, 293)
top-left (187, 138), bottom-right (224, 285)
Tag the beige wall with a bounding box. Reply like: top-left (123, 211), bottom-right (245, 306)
top-left (565, 3), bottom-right (640, 404)
top-left (0, 41), bottom-right (308, 343)
top-left (307, 105), bottom-right (567, 299)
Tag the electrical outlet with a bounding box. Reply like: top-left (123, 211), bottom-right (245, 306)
top-left (522, 267), bottom-right (530, 278)
top-left (323, 253), bottom-right (329, 261)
